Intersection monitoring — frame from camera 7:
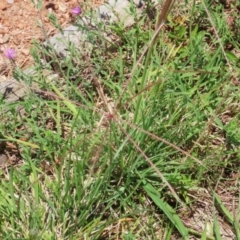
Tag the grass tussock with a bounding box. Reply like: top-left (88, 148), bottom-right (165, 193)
top-left (0, 0), bottom-right (240, 239)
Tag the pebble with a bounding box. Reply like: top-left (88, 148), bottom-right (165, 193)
top-left (0, 2), bottom-right (7, 10)
top-left (21, 48), bottom-right (30, 56)
top-left (13, 38), bottom-right (20, 45)
top-left (18, 23), bottom-right (24, 29)
top-left (2, 34), bottom-right (10, 43)
top-left (0, 154), bottom-right (8, 166)
top-left (0, 75), bottom-right (7, 83)
top-left (59, 2), bottom-right (67, 13)
top-left (44, 17), bottom-right (50, 23)
top-left (0, 29), bottom-right (7, 34)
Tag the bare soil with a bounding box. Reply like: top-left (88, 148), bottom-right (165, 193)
top-left (0, 0), bottom-right (104, 75)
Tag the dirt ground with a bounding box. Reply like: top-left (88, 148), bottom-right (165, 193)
top-left (0, 0), bottom-right (104, 75)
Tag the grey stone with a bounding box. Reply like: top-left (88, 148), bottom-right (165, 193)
top-left (46, 0), bottom-right (145, 55)
top-left (0, 78), bottom-right (27, 103)
top-left (98, 0), bottom-right (144, 27)
top-left (0, 68), bottom-right (39, 104)
top-left (47, 23), bottom-right (92, 56)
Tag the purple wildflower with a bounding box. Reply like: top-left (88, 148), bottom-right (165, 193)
top-left (71, 6), bottom-right (81, 15)
top-left (5, 48), bottom-right (16, 60)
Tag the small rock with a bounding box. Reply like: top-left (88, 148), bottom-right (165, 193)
top-left (44, 17), bottom-right (50, 23)
top-left (54, 4), bottom-right (59, 10)
top-left (13, 38), bottom-right (20, 45)
top-left (64, 13), bottom-right (70, 20)
top-left (7, 0), bottom-right (14, 4)
top-left (0, 75), bottom-right (7, 83)
top-left (59, 17), bottom-right (65, 24)
top-left (0, 154), bottom-right (8, 166)
top-left (59, 2), bottom-right (67, 13)
top-left (0, 29), bottom-right (7, 34)
top-left (2, 34), bottom-right (10, 43)
top-left (3, 20), bottom-right (10, 27)
top-left (0, 2), bottom-right (7, 10)
top-left (21, 48), bottom-right (30, 56)
top-left (0, 78), bottom-right (28, 103)
top-left (18, 23), bottom-right (24, 29)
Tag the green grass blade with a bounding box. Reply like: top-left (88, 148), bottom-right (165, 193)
top-left (233, 218), bottom-right (240, 240)
top-left (143, 181), bottom-right (189, 239)
top-left (213, 209), bottom-right (222, 240)
top-left (3, 135), bottom-right (40, 149)
top-left (201, 224), bottom-right (207, 240)
top-left (50, 83), bottom-right (78, 116)
top-left (214, 192), bottom-right (240, 240)
top-left (188, 228), bottom-right (214, 240)
top-left (214, 192), bottom-right (234, 224)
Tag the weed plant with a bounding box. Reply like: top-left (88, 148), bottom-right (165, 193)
top-left (0, 0), bottom-right (240, 239)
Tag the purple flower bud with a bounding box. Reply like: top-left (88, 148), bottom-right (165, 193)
top-left (71, 6), bottom-right (81, 15)
top-left (5, 48), bottom-right (16, 60)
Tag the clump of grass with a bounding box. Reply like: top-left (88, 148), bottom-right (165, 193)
top-left (0, 0), bottom-right (240, 239)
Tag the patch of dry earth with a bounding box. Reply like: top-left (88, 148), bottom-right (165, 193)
top-left (0, 0), bottom-right (103, 75)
